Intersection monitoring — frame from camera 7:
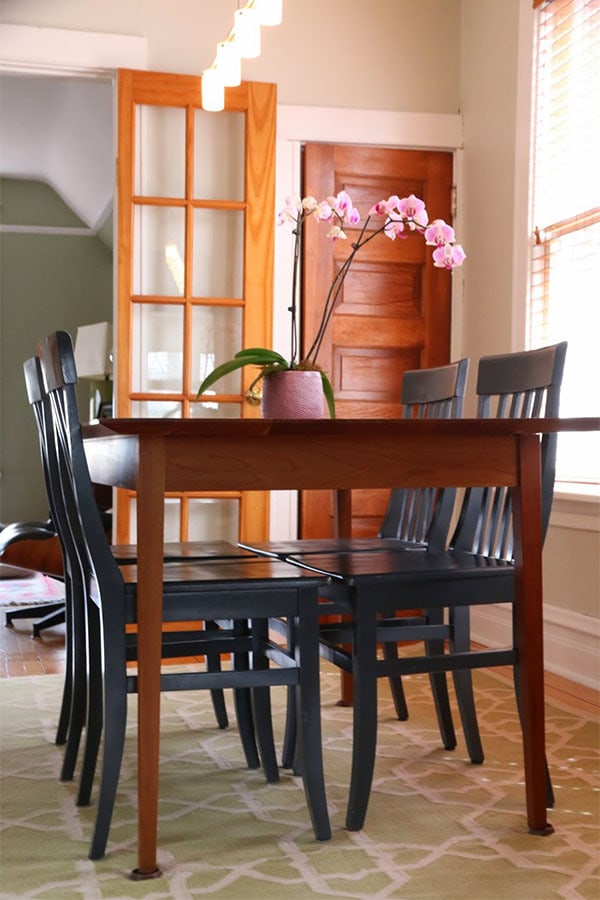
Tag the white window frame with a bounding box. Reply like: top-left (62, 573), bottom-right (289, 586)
top-left (512, 4), bottom-right (599, 504)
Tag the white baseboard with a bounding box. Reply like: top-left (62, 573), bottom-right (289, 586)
top-left (471, 604), bottom-right (600, 691)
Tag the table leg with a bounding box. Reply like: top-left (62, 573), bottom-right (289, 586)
top-left (131, 436), bottom-right (167, 879)
top-left (334, 489), bottom-right (354, 706)
top-left (513, 434), bottom-right (554, 836)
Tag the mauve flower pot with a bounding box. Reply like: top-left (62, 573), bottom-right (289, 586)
top-left (261, 370), bottom-right (324, 419)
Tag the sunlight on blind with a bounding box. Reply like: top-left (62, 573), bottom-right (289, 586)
top-left (530, 0), bottom-right (600, 483)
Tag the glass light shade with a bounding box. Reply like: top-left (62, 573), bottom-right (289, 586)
top-left (216, 40), bottom-right (241, 87)
top-left (254, 0), bottom-right (283, 26)
top-left (202, 67), bottom-right (225, 112)
top-left (233, 7), bottom-right (261, 59)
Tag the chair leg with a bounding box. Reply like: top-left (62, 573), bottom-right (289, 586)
top-left (250, 618), bottom-right (279, 784)
top-left (205, 621), bottom-right (229, 730)
top-left (33, 604), bottom-right (66, 636)
top-left (282, 685), bottom-right (298, 771)
top-left (296, 596), bottom-right (331, 841)
top-left (346, 595), bottom-right (378, 831)
top-left (424, 607), bottom-right (457, 752)
top-left (60, 580), bottom-right (88, 782)
top-left (232, 620), bottom-right (260, 770)
top-left (88, 626), bottom-right (128, 861)
top-left (5, 601), bottom-right (64, 627)
top-left (382, 642), bottom-right (409, 721)
top-left (281, 616), bottom-right (297, 769)
top-left (450, 606), bottom-right (484, 764)
top-left (88, 691), bottom-right (128, 860)
top-left (55, 584), bottom-right (73, 745)
top-left (77, 605), bottom-right (104, 805)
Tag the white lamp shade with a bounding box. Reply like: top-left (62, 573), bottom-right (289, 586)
top-left (216, 40), bottom-right (242, 87)
top-left (254, 0), bottom-right (283, 27)
top-left (202, 67), bottom-right (225, 111)
top-left (74, 322), bottom-right (113, 379)
top-left (234, 7), bottom-right (261, 59)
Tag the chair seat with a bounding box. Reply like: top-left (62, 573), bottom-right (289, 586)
top-left (114, 540), bottom-right (258, 563)
top-left (238, 537), bottom-right (427, 558)
top-left (284, 549), bottom-right (514, 584)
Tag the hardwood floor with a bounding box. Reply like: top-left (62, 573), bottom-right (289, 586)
top-left (0, 606), bottom-right (66, 678)
top-left (1, 603), bottom-right (598, 718)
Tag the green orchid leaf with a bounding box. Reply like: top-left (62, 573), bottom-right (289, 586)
top-left (234, 348), bottom-right (289, 366)
top-left (197, 349), bottom-right (291, 398)
top-left (320, 371), bottom-right (336, 418)
top-left (197, 358), bottom-right (251, 397)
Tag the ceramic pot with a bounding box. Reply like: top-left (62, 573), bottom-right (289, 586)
top-left (260, 370), bottom-right (324, 419)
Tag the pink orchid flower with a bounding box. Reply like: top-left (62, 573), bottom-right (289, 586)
top-left (383, 215), bottom-right (406, 239)
top-left (326, 225), bottom-right (347, 241)
top-left (346, 206), bottom-right (361, 226)
top-left (398, 194), bottom-right (429, 228)
top-left (433, 243), bottom-right (466, 269)
top-left (314, 200), bottom-right (333, 221)
top-left (301, 196), bottom-right (318, 212)
top-left (330, 190), bottom-right (353, 217)
top-left (425, 219), bottom-right (456, 246)
top-left (277, 194), bottom-right (302, 224)
top-left (368, 201), bottom-right (388, 217)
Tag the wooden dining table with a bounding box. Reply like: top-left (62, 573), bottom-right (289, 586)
top-left (83, 415), bottom-right (599, 878)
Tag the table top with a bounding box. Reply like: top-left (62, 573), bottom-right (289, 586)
top-left (84, 416), bottom-right (599, 439)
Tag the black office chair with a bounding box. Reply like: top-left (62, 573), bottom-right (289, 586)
top-left (241, 358), bottom-right (470, 763)
top-left (35, 331), bottom-right (331, 860)
top-left (2, 519), bottom-right (66, 634)
top-left (280, 342), bottom-right (567, 831)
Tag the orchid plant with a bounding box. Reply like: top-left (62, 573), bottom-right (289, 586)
top-left (197, 190), bottom-right (465, 418)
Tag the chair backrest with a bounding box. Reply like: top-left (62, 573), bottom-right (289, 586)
top-left (36, 332), bottom-right (126, 617)
top-left (23, 356), bottom-right (77, 581)
top-left (452, 341), bottom-right (568, 559)
top-left (378, 358), bottom-right (470, 547)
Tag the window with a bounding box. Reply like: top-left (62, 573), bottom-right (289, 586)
top-left (529, 0), bottom-right (600, 484)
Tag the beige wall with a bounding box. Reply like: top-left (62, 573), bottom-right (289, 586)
top-left (460, 0), bottom-right (521, 363)
top-left (0, 0), bottom-right (461, 111)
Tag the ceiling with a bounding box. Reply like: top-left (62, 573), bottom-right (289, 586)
top-left (0, 74), bottom-right (114, 230)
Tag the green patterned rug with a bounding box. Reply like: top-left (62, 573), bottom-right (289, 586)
top-left (0, 667), bottom-right (598, 899)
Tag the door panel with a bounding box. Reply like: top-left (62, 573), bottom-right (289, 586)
top-left (116, 70), bottom-right (276, 543)
top-left (301, 143), bottom-right (453, 537)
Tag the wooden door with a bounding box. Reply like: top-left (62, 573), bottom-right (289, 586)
top-left (115, 70), bottom-right (276, 544)
top-left (301, 143), bottom-right (454, 538)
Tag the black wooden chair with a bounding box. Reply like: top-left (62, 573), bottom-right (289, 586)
top-left (23, 350), bottom-right (269, 783)
top-left (241, 358), bottom-right (470, 763)
top-left (24, 356), bottom-right (262, 787)
top-left (35, 331), bottom-right (330, 860)
top-left (279, 342), bottom-right (567, 830)
top-left (38, 332), bottom-right (330, 859)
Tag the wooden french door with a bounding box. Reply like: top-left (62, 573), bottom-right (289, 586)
top-left (115, 70), bottom-right (276, 544)
top-left (301, 143), bottom-right (454, 538)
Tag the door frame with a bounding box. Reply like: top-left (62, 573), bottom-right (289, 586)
top-left (272, 106), bottom-right (464, 539)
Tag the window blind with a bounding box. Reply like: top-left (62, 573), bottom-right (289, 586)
top-left (530, 0), bottom-right (600, 483)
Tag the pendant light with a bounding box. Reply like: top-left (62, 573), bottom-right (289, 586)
top-left (201, 67), bottom-right (225, 112)
top-left (216, 39), bottom-right (242, 87)
top-left (233, 6), bottom-right (261, 59)
top-left (254, 0), bottom-right (283, 27)
top-left (201, 1), bottom-right (283, 111)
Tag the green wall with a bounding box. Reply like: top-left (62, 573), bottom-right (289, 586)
top-left (0, 178), bottom-right (113, 523)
